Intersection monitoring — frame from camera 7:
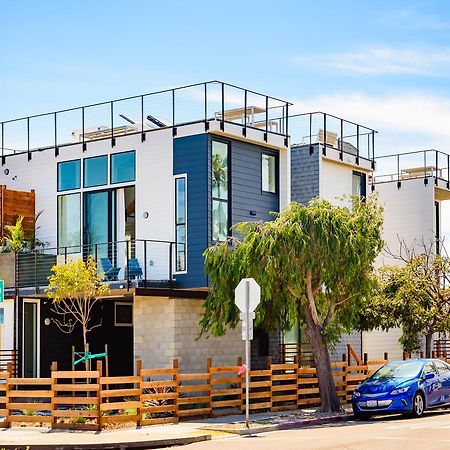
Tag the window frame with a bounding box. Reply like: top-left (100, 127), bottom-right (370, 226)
top-left (174, 174), bottom-right (188, 274)
top-left (211, 139), bottom-right (231, 242)
top-left (83, 155), bottom-right (108, 188)
top-left (110, 150), bottom-right (136, 185)
top-left (352, 170), bottom-right (367, 198)
top-left (261, 151), bottom-right (278, 194)
top-left (57, 159), bottom-right (81, 192)
top-left (114, 301), bottom-right (133, 327)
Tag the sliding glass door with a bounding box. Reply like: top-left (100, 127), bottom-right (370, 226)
top-left (84, 190), bottom-right (115, 260)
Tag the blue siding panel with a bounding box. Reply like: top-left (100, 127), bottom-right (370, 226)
top-left (173, 134), bottom-right (209, 288)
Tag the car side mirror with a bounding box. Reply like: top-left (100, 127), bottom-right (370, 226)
top-left (425, 373), bottom-right (435, 380)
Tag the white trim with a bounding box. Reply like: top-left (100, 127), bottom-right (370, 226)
top-left (114, 301), bottom-right (133, 327)
top-left (22, 299), bottom-right (40, 377)
top-left (173, 173), bottom-right (188, 275)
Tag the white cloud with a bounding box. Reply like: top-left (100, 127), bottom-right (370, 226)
top-left (296, 47), bottom-right (450, 76)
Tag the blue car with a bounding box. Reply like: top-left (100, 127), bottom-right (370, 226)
top-left (352, 359), bottom-right (450, 419)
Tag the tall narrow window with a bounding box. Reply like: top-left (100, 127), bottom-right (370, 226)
top-left (262, 153), bottom-right (276, 193)
top-left (212, 140), bottom-right (229, 241)
top-left (111, 151), bottom-right (136, 184)
top-left (84, 155), bottom-right (108, 188)
top-left (352, 171), bottom-right (366, 198)
top-left (57, 193), bottom-right (81, 253)
top-left (175, 176), bottom-right (187, 272)
top-left (58, 159), bottom-right (80, 191)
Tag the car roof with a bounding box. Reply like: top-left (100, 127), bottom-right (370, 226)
top-left (386, 358), bottom-right (448, 365)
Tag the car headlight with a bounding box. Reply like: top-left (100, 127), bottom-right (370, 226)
top-left (390, 386), bottom-right (410, 395)
top-left (353, 391), bottom-right (361, 397)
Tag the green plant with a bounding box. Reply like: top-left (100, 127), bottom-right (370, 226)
top-left (72, 416), bottom-right (87, 424)
top-left (4, 216), bottom-right (25, 252)
top-left (21, 408), bottom-right (37, 416)
top-left (143, 385), bottom-right (174, 418)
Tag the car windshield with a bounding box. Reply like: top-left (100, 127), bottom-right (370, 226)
top-left (371, 362), bottom-right (423, 380)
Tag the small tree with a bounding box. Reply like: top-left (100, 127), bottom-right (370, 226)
top-left (200, 197), bottom-right (384, 412)
top-left (46, 257), bottom-right (109, 369)
top-left (4, 216), bottom-right (25, 252)
top-left (360, 240), bottom-right (450, 357)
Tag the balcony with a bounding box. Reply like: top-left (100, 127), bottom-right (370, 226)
top-left (0, 81), bottom-right (291, 163)
top-left (1, 239), bottom-right (177, 295)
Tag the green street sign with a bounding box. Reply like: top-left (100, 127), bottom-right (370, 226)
top-left (0, 280), bottom-right (4, 303)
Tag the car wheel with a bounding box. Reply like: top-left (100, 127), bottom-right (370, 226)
top-left (412, 392), bottom-right (425, 417)
top-left (354, 412), bottom-right (372, 420)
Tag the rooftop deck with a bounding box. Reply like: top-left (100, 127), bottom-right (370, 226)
top-left (0, 81), bottom-right (292, 162)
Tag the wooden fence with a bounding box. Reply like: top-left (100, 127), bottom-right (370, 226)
top-left (0, 355), bottom-right (389, 430)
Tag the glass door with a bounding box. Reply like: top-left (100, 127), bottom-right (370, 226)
top-left (23, 302), bottom-right (38, 377)
top-left (84, 190), bottom-right (115, 260)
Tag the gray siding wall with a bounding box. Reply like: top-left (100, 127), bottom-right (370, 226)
top-left (173, 134), bottom-right (209, 288)
top-left (291, 144), bottom-right (320, 205)
top-left (230, 140), bottom-right (280, 226)
top-left (329, 332), bottom-right (362, 362)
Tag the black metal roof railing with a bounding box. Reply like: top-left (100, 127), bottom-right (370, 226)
top-left (374, 149), bottom-right (450, 189)
top-left (287, 112), bottom-right (377, 164)
top-left (0, 81), bottom-right (292, 163)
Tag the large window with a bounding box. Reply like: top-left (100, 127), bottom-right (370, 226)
top-left (212, 140), bottom-right (229, 241)
top-left (175, 176), bottom-right (187, 272)
top-left (58, 160), bottom-right (80, 191)
top-left (262, 153), bottom-right (276, 193)
top-left (84, 155), bottom-right (108, 188)
top-left (111, 151), bottom-right (136, 184)
top-left (57, 193), bottom-right (81, 253)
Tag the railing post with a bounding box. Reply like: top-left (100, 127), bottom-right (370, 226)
top-left (204, 83), bottom-right (209, 131)
top-left (34, 251), bottom-right (38, 294)
top-left (339, 118), bottom-right (344, 160)
top-left (54, 112), bottom-right (59, 157)
top-left (169, 242), bottom-right (173, 285)
top-left (322, 113), bottom-right (327, 156)
top-left (82, 107), bottom-right (86, 152)
top-left (284, 103), bottom-right (289, 148)
top-left (371, 131), bottom-right (375, 169)
top-left (264, 95), bottom-right (268, 142)
top-left (309, 113), bottom-right (313, 153)
top-left (447, 154), bottom-right (450, 189)
top-left (27, 117), bottom-right (31, 161)
top-left (172, 89), bottom-right (177, 136)
top-left (94, 244), bottom-right (98, 265)
top-left (126, 240), bottom-right (131, 290)
top-left (424, 150), bottom-right (428, 185)
top-left (356, 124), bottom-right (359, 165)
top-left (220, 83), bottom-right (225, 131)
top-left (111, 101), bottom-right (115, 147)
top-left (397, 154), bottom-right (401, 189)
top-left (143, 240), bottom-right (147, 288)
top-left (243, 90), bottom-right (247, 137)
top-left (141, 95), bottom-right (146, 142)
top-left (435, 151), bottom-right (439, 185)
top-left (1, 122), bottom-right (4, 165)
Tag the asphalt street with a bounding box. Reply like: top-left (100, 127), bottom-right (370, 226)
top-left (164, 412), bottom-right (450, 450)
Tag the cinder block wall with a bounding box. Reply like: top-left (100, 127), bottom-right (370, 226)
top-left (133, 296), bottom-right (245, 372)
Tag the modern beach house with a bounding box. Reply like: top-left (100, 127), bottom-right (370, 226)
top-left (0, 81), bottom-right (291, 376)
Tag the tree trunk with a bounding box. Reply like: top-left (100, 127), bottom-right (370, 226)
top-left (83, 325), bottom-right (89, 371)
top-left (425, 331), bottom-right (434, 358)
top-left (303, 303), bottom-right (342, 413)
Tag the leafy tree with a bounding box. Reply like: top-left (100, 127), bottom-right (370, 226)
top-left (359, 240), bottom-right (450, 358)
top-left (200, 196), bottom-right (384, 412)
top-left (46, 257), bottom-right (109, 369)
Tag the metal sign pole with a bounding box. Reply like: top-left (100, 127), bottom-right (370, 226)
top-left (245, 280), bottom-right (250, 428)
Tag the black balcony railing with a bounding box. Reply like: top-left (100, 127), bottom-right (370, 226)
top-left (286, 112), bottom-right (376, 164)
top-left (374, 149), bottom-right (450, 188)
top-left (6, 238), bottom-right (176, 293)
top-left (0, 81), bottom-right (291, 163)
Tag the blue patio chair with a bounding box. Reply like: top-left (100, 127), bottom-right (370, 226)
top-left (100, 258), bottom-right (121, 281)
top-left (126, 258), bottom-right (143, 279)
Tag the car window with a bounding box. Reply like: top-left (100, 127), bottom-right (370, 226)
top-left (423, 362), bottom-right (438, 375)
top-left (434, 361), bottom-right (450, 375)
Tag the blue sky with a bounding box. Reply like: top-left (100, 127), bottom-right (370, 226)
top-left (2, 0), bottom-right (450, 155)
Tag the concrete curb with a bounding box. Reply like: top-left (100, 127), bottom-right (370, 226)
top-left (203, 414), bottom-right (354, 435)
top-left (0, 433), bottom-right (211, 450)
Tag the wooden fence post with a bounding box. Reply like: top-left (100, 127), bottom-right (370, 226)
top-left (50, 361), bottom-right (58, 429)
top-left (173, 359), bottom-right (179, 422)
top-left (6, 362), bottom-right (12, 378)
top-left (363, 353), bottom-right (368, 376)
top-left (136, 359), bottom-right (142, 427)
top-left (268, 355), bottom-right (273, 412)
top-left (342, 354), bottom-right (347, 404)
top-left (96, 360), bottom-right (102, 431)
top-left (207, 357), bottom-right (212, 416)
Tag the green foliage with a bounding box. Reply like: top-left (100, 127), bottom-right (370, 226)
top-left (360, 245), bottom-right (450, 354)
top-left (4, 216), bottom-right (25, 253)
top-left (200, 196), bottom-right (384, 343)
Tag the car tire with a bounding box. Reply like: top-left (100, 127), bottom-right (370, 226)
top-left (411, 392), bottom-right (425, 417)
top-left (354, 412), bottom-right (372, 421)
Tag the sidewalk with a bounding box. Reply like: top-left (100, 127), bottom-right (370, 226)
top-left (0, 408), bottom-right (354, 449)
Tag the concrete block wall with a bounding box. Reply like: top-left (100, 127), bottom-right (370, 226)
top-left (133, 296), bottom-right (245, 373)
